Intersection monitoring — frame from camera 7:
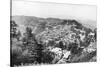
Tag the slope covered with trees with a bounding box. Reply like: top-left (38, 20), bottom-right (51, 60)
top-left (10, 16), bottom-right (97, 67)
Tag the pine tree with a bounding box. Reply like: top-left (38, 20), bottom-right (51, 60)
top-left (22, 27), bottom-right (33, 46)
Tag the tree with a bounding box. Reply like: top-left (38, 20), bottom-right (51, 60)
top-left (11, 45), bottom-right (22, 66)
top-left (94, 28), bottom-right (97, 41)
top-left (22, 27), bottom-right (34, 46)
top-left (16, 30), bottom-right (21, 41)
top-left (32, 36), bottom-right (44, 64)
top-left (10, 20), bottom-right (18, 38)
top-left (22, 27), bottom-right (45, 64)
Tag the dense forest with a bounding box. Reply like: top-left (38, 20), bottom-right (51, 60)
top-left (10, 16), bottom-right (97, 67)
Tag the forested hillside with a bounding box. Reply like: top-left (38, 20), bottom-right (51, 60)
top-left (10, 16), bottom-right (97, 67)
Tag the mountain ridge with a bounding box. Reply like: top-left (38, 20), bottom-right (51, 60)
top-left (11, 15), bottom-right (96, 30)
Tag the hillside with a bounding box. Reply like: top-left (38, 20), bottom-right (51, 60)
top-left (12, 16), bottom-right (96, 28)
top-left (10, 15), bottom-right (97, 66)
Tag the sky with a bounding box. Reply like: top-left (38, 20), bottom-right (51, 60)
top-left (12, 0), bottom-right (97, 21)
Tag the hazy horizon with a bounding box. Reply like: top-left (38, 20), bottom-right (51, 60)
top-left (12, 0), bottom-right (97, 21)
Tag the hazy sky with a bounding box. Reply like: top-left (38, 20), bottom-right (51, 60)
top-left (12, 0), bottom-right (97, 21)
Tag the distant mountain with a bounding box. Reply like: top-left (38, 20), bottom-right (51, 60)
top-left (12, 16), bottom-right (40, 26)
top-left (11, 16), bottom-right (96, 34)
top-left (78, 19), bottom-right (96, 30)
